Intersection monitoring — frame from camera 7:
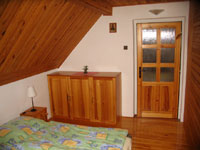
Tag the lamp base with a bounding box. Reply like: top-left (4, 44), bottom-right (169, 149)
top-left (31, 108), bottom-right (37, 112)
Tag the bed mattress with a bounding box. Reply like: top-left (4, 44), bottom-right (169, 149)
top-left (0, 117), bottom-right (131, 150)
top-left (123, 137), bottom-right (132, 150)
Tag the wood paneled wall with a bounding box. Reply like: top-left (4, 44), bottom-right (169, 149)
top-left (0, 0), bottom-right (101, 85)
top-left (184, 0), bottom-right (200, 149)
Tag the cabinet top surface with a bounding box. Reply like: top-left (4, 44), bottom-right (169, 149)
top-left (20, 107), bottom-right (46, 116)
top-left (48, 71), bottom-right (121, 77)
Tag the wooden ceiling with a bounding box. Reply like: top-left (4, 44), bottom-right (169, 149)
top-left (108, 0), bottom-right (188, 7)
top-left (0, 0), bottom-right (101, 85)
top-left (0, 0), bottom-right (188, 86)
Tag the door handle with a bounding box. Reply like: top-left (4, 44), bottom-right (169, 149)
top-left (139, 67), bottom-right (142, 78)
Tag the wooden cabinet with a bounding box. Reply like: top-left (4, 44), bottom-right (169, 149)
top-left (48, 76), bottom-right (71, 121)
top-left (20, 107), bottom-right (48, 121)
top-left (48, 72), bottom-right (121, 125)
top-left (91, 77), bottom-right (116, 124)
top-left (69, 76), bottom-right (91, 120)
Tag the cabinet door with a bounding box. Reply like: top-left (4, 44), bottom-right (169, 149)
top-left (69, 77), bottom-right (91, 120)
top-left (48, 76), bottom-right (71, 120)
top-left (91, 77), bottom-right (116, 124)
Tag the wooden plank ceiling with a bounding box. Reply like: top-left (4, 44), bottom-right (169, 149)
top-left (107, 0), bottom-right (188, 7)
top-left (0, 0), bottom-right (188, 86)
top-left (0, 0), bottom-right (102, 86)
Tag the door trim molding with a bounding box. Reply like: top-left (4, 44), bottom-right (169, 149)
top-left (133, 17), bottom-right (188, 122)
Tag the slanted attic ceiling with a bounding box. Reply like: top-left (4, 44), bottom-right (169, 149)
top-left (0, 0), bottom-right (188, 86)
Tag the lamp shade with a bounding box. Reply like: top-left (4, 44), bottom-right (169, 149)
top-left (27, 86), bottom-right (36, 98)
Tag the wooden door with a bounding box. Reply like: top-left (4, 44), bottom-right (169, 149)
top-left (91, 77), bottom-right (116, 124)
top-left (68, 76), bottom-right (91, 120)
top-left (48, 76), bottom-right (71, 120)
top-left (137, 22), bottom-right (181, 118)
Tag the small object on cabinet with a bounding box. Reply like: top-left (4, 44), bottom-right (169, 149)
top-left (83, 65), bottom-right (88, 74)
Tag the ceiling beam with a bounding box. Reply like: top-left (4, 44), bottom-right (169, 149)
top-left (69, 0), bottom-right (112, 15)
top-left (110, 0), bottom-right (189, 7)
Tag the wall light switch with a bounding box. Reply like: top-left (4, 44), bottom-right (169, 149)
top-left (124, 45), bottom-right (128, 50)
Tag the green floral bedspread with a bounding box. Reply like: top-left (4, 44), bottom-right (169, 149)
top-left (0, 117), bottom-right (128, 150)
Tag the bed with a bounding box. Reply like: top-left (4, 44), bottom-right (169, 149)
top-left (0, 117), bottom-right (132, 150)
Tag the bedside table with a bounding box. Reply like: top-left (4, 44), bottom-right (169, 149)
top-left (20, 107), bottom-right (48, 121)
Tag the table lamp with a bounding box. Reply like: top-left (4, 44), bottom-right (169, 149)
top-left (27, 86), bottom-right (37, 112)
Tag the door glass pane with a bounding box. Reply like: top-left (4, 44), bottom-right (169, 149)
top-left (161, 28), bottom-right (175, 44)
top-left (161, 48), bottom-right (174, 63)
top-left (143, 68), bottom-right (156, 82)
top-left (160, 68), bottom-right (174, 82)
top-left (142, 29), bottom-right (157, 44)
top-left (143, 48), bottom-right (156, 63)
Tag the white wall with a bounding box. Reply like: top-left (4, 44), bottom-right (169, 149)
top-left (59, 2), bottom-right (189, 117)
top-left (0, 70), bottom-right (55, 125)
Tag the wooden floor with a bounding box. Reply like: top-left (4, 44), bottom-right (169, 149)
top-left (58, 117), bottom-right (192, 150)
top-left (115, 117), bottom-right (191, 150)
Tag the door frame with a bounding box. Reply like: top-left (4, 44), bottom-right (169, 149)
top-left (133, 17), bottom-right (188, 122)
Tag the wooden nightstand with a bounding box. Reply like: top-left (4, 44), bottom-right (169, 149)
top-left (20, 107), bottom-right (48, 121)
